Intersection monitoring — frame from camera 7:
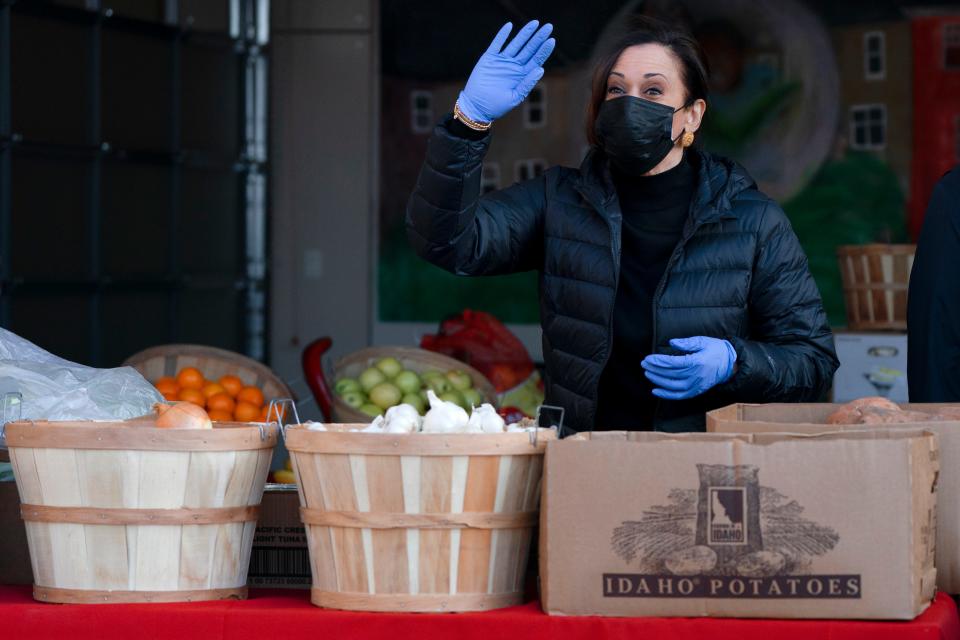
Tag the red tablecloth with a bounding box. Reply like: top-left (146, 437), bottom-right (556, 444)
top-left (2, 586), bottom-right (958, 640)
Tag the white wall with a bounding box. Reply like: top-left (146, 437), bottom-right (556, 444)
top-left (269, 0), bottom-right (377, 420)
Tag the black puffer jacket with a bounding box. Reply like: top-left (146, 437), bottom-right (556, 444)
top-left (407, 116), bottom-right (839, 432)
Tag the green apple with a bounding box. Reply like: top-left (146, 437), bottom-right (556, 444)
top-left (440, 390), bottom-right (467, 409)
top-left (359, 367), bottom-right (387, 393)
top-left (426, 376), bottom-right (453, 395)
top-left (393, 370), bottom-right (422, 394)
top-left (461, 388), bottom-right (482, 408)
top-left (445, 370), bottom-right (473, 391)
top-left (369, 382), bottom-right (402, 409)
top-left (340, 391), bottom-right (366, 409)
top-left (335, 378), bottom-right (361, 395)
top-left (402, 393), bottom-right (426, 414)
top-left (359, 403), bottom-right (383, 418)
top-left (420, 370), bottom-right (444, 382)
top-left (375, 356), bottom-right (403, 379)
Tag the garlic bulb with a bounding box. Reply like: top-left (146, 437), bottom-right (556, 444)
top-left (361, 415), bottom-right (386, 433)
top-left (384, 404), bottom-right (421, 434)
top-left (422, 390), bottom-right (469, 433)
top-left (462, 412), bottom-right (484, 433)
top-left (467, 403), bottom-right (505, 434)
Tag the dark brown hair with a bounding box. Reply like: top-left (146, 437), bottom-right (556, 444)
top-left (585, 16), bottom-right (710, 146)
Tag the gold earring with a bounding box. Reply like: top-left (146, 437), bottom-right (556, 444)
top-left (681, 131), bottom-right (695, 148)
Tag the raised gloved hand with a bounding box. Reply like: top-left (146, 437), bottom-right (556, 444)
top-left (641, 337), bottom-right (738, 401)
top-left (457, 20), bottom-right (556, 124)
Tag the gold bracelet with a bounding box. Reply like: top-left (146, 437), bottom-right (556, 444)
top-left (453, 101), bottom-right (492, 131)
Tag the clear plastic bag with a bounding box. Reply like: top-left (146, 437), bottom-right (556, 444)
top-left (0, 327), bottom-right (162, 426)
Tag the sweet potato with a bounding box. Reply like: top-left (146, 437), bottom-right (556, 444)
top-left (826, 397), bottom-right (960, 425)
top-left (826, 405), bottom-right (861, 425)
top-left (826, 397), bottom-right (901, 425)
top-left (857, 407), bottom-right (935, 424)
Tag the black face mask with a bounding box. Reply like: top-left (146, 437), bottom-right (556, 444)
top-left (593, 96), bottom-right (686, 176)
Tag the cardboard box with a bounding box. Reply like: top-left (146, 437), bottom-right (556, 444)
top-left (833, 332), bottom-right (908, 403)
top-left (247, 486), bottom-right (311, 589)
top-left (540, 430), bottom-right (937, 619)
top-left (709, 402), bottom-right (960, 594)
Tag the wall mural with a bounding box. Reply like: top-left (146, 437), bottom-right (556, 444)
top-left (379, 0), bottom-right (960, 331)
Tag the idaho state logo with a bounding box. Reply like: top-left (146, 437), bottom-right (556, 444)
top-left (605, 464), bottom-right (860, 599)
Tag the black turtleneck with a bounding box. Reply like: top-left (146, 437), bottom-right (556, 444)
top-left (595, 155), bottom-right (696, 430)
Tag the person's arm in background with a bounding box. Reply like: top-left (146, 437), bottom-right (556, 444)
top-left (908, 168), bottom-right (960, 402)
top-left (406, 21), bottom-right (555, 276)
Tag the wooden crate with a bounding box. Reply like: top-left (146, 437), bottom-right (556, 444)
top-left (4, 420), bottom-right (278, 603)
top-left (331, 347), bottom-right (496, 423)
top-left (124, 344), bottom-right (294, 401)
top-left (284, 424), bottom-right (553, 612)
top-left (837, 244), bottom-right (915, 331)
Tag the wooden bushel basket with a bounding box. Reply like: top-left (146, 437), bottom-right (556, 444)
top-left (837, 244), bottom-right (916, 331)
top-left (124, 344), bottom-right (294, 400)
top-left (284, 424), bottom-right (554, 612)
top-left (3, 420), bottom-right (278, 604)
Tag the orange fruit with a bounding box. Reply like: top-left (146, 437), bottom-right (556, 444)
top-left (202, 382), bottom-right (226, 399)
top-left (155, 378), bottom-right (180, 396)
top-left (237, 386), bottom-right (264, 408)
top-left (161, 391), bottom-right (179, 402)
top-left (259, 405), bottom-right (287, 423)
top-left (234, 401), bottom-right (260, 422)
top-left (178, 387), bottom-right (206, 407)
top-left (219, 375), bottom-right (244, 397)
top-left (207, 392), bottom-right (236, 414)
top-left (208, 409), bottom-right (233, 422)
top-left (176, 367), bottom-right (205, 390)
top-left (154, 379), bottom-right (180, 395)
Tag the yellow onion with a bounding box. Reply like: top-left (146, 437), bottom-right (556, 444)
top-left (153, 402), bottom-right (213, 430)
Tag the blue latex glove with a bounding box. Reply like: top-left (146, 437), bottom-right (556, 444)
top-left (457, 20), bottom-right (556, 124)
top-left (641, 337), bottom-right (738, 401)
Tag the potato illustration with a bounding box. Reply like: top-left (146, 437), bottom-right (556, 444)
top-left (665, 545), bottom-right (718, 576)
top-left (737, 550), bottom-right (787, 577)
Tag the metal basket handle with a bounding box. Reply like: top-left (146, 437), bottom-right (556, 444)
top-left (532, 404), bottom-right (565, 446)
top-left (0, 392), bottom-right (23, 443)
top-left (266, 398), bottom-right (300, 441)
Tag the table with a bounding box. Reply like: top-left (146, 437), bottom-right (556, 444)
top-left (2, 586), bottom-right (958, 640)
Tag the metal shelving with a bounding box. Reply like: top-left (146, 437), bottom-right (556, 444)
top-left (0, 0), bottom-right (270, 366)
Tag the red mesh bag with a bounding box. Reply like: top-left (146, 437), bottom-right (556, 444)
top-left (419, 310), bottom-right (535, 393)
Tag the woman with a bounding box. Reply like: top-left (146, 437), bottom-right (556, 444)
top-left (407, 17), bottom-right (838, 432)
